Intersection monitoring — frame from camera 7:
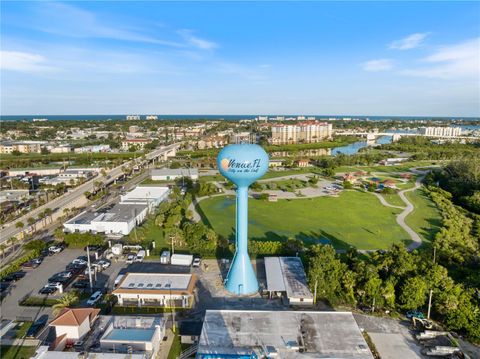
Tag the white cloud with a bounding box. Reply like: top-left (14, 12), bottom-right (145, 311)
top-left (0, 50), bottom-right (56, 73)
top-left (401, 38), bottom-right (480, 79)
top-left (178, 30), bottom-right (218, 50)
top-left (362, 59), bottom-right (394, 72)
top-left (389, 33), bottom-right (429, 50)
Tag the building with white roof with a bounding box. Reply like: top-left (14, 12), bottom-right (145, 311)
top-left (64, 186), bottom-right (169, 235)
top-left (120, 186), bottom-right (170, 210)
top-left (112, 272), bottom-right (196, 308)
top-left (150, 168), bottom-right (199, 181)
top-left (197, 310), bottom-right (374, 359)
top-left (264, 257), bottom-right (314, 306)
top-left (32, 347), bottom-right (146, 359)
top-left (100, 316), bottom-right (165, 356)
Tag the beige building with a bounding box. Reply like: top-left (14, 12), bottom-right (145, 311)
top-left (270, 121), bottom-right (333, 145)
top-left (0, 141), bottom-right (46, 154)
top-left (121, 139), bottom-right (152, 151)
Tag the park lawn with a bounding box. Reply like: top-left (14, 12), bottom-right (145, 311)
top-left (198, 191), bottom-right (410, 250)
top-left (405, 188), bottom-right (442, 245)
top-left (380, 193), bottom-right (406, 208)
top-left (335, 160), bottom-right (441, 174)
top-left (0, 346), bottom-right (37, 359)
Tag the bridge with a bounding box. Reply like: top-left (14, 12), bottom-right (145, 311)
top-left (0, 142), bottom-right (182, 244)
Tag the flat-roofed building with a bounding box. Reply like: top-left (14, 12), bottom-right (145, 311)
top-left (120, 186), bottom-right (170, 209)
top-left (418, 126), bottom-right (462, 137)
top-left (32, 348), bottom-right (146, 359)
top-left (100, 316), bottom-right (165, 356)
top-left (197, 310), bottom-right (374, 359)
top-left (150, 168), bottom-right (199, 181)
top-left (91, 204), bottom-right (148, 235)
top-left (64, 203), bottom-right (148, 235)
top-left (264, 257), bottom-right (314, 306)
top-left (112, 272), bottom-right (196, 308)
top-left (121, 139), bottom-right (151, 151)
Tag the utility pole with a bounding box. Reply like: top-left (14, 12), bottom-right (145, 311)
top-left (87, 246), bottom-right (93, 293)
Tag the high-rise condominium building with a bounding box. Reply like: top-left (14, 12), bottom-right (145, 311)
top-left (270, 121), bottom-right (333, 145)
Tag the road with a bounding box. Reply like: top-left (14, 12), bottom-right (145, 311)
top-left (0, 143), bottom-right (180, 244)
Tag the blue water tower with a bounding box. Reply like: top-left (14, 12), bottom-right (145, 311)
top-left (217, 144), bottom-right (269, 295)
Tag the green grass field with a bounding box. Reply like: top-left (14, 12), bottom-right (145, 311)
top-left (0, 346), bottom-right (37, 359)
top-left (380, 193), bottom-right (406, 208)
top-left (405, 188), bottom-right (442, 246)
top-left (198, 191), bottom-right (410, 250)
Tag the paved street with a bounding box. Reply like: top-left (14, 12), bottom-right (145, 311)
top-left (0, 143), bottom-right (180, 244)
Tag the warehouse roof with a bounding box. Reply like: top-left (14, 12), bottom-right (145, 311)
top-left (120, 186), bottom-right (169, 202)
top-left (113, 272), bottom-right (196, 295)
top-left (264, 257), bottom-right (313, 299)
top-left (151, 168), bottom-right (198, 176)
top-left (92, 203), bottom-right (147, 223)
top-left (198, 310), bottom-right (374, 359)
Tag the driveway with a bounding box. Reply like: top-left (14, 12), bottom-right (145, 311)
top-left (354, 313), bottom-right (427, 359)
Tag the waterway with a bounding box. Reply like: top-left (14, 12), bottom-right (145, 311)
top-left (331, 135), bottom-right (393, 156)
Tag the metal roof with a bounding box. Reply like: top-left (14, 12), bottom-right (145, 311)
top-left (264, 257), bottom-right (313, 299)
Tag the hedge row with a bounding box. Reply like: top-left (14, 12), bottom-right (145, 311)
top-left (0, 251), bottom-right (38, 280)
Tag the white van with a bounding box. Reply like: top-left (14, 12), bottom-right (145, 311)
top-left (135, 250), bottom-right (146, 262)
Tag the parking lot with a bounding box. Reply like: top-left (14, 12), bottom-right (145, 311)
top-left (0, 248), bottom-right (125, 321)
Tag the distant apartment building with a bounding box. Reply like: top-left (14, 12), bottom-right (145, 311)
top-left (74, 144), bottom-right (111, 154)
top-left (230, 132), bottom-right (255, 144)
top-left (418, 126), bottom-right (462, 137)
top-left (126, 115), bottom-right (141, 120)
top-left (197, 136), bottom-right (228, 149)
top-left (121, 139), bottom-right (152, 151)
top-left (146, 115), bottom-right (158, 120)
top-left (270, 121), bottom-right (333, 145)
top-left (129, 125), bottom-right (141, 133)
top-left (48, 144), bottom-right (72, 153)
top-left (0, 141), bottom-right (46, 154)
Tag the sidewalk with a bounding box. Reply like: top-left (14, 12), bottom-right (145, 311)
top-left (157, 329), bottom-right (174, 359)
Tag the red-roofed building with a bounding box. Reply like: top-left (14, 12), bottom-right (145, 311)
top-left (49, 308), bottom-right (100, 347)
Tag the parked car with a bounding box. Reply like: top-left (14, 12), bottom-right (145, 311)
top-left (49, 245), bottom-right (64, 254)
top-left (406, 310), bottom-right (425, 319)
top-left (95, 259), bottom-right (111, 270)
top-left (125, 253), bottom-right (135, 264)
top-left (65, 263), bottom-right (86, 273)
top-left (192, 257), bottom-right (202, 267)
top-left (3, 271), bottom-right (26, 282)
top-left (72, 280), bottom-right (90, 289)
top-left (72, 258), bottom-right (88, 266)
top-left (86, 291), bottom-right (102, 306)
top-left (38, 286), bottom-right (57, 295)
top-left (21, 258), bottom-right (42, 269)
top-left (25, 315), bottom-right (48, 338)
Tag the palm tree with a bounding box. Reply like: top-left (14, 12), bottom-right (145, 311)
top-left (52, 292), bottom-right (79, 316)
top-left (44, 208), bottom-right (53, 224)
top-left (27, 217), bottom-right (36, 234)
top-left (0, 244), bottom-right (6, 260)
top-left (15, 221), bottom-right (25, 240)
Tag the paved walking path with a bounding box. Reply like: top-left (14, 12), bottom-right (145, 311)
top-left (191, 168), bottom-right (429, 251)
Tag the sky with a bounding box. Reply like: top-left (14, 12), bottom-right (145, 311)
top-left (1, 1), bottom-right (479, 117)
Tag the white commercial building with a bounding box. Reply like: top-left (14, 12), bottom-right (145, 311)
top-left (64, 203), bottom-right (148, 235)
top-left (197, 310), bottom-right (374, 359)
top-left (264, 257), bottom-right (314, 306)
top-left (120, 185), bottom-right (170, 210)
top-left (112, 272), bottom-right (196, 308)
top-left (100, 316), bottom-right (165, 357)
top-left (418, 126), bottom-right (462, 137)
top-left (150, 168), bottom-right (199, 181)
top-left (64, 186), bottom-right (169, 235)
